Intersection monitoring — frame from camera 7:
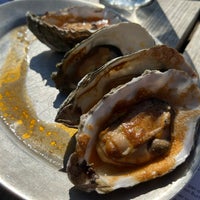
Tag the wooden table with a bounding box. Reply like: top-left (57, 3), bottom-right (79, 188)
top-left (130, 0), bottom-right (200, 72)
top-left (98, 0), bottom-right (200, 69)
top-left (0, 0), bottom-right (199, 199)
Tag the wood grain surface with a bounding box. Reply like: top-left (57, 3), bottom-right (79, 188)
top-left (127, 0), bottom-right (200, 49)
top-left (184, 22), bottom-right (200, 71)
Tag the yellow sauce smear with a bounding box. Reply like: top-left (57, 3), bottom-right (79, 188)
top-left (0, 26), bottom-right (77, 167)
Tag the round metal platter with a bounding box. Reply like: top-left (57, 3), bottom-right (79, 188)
top-left (0, 0), bottom-right (200, 199)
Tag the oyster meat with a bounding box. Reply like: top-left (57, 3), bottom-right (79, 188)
top-left (26, 4), bottom-right (125, 52)
top-left (67, 69), bottom-right (200, 193)
top-left (52, 22), bottom-right (155, 92)
top-left (56, 45), bottom-right (198, 127)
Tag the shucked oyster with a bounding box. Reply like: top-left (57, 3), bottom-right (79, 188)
top-left (26, 4), bottom-right (125, 52)
top-left (56, 45), bottom-right (198, 127)
top-left (67, 69), bottom-right (200, 193)
top-left (52, 22), bottom-right (155, 92)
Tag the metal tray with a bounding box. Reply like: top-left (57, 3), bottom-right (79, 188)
top-left (0, 0), bottom-right (200, 199)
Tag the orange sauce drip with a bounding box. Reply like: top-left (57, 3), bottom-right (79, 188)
top-left (0, 26), bottom-right (77, 167)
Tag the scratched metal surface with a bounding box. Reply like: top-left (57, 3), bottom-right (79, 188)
top-left (0, 1), bottom-right (200, 200)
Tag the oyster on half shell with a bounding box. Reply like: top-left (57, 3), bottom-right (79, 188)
top-left (26, 4), bottom-right (125, 52)
top-left (56, 45), bottom-right (198, 127)
top-left (52, 22), bottom-right (155, 92)
top-left (67, 69), bottom-right (200, 193)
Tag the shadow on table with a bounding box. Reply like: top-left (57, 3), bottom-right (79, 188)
top-left (0, 0), bottom-right (12, 5)
top-left (183, 51), bottom-right (196, 70)
top-left (29, 50), bottom-right (67, 108)
top-left (29, 50), bottom-right (64, 88)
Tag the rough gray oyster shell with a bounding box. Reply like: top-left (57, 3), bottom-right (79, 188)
top-left (67, 69), bottom-right (200, 193)
top-left (26, 4), bottom-right (125, 52)
top-left (56, 45), bottom-right (198, 127)
top-left (52, 22), bottom-right (155, 92)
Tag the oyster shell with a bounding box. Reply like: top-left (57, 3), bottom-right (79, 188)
top-left (26, 4), bottom-right (125, 52)
top-left (56, 45), bottom-right (198, 127)
top-left (52, 22), bottom-right (155, 92)
top-left (67, 69), bottom-right (200, 193)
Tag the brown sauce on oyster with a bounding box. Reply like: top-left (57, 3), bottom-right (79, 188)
top-left (97, 99), bottom-right (172, 166)
top-left (41, 12), bottom-right (109, 31)
top-left (52, 45), bottom-right (122, 91)
top-left (85, 97), bottom-right (194, 186)
top-left (73, 45), bottom-right (123, 84)
top-left (70, 68), bottom-right (200, 194)
top-left (26, 6), bottom-right (118, 52)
